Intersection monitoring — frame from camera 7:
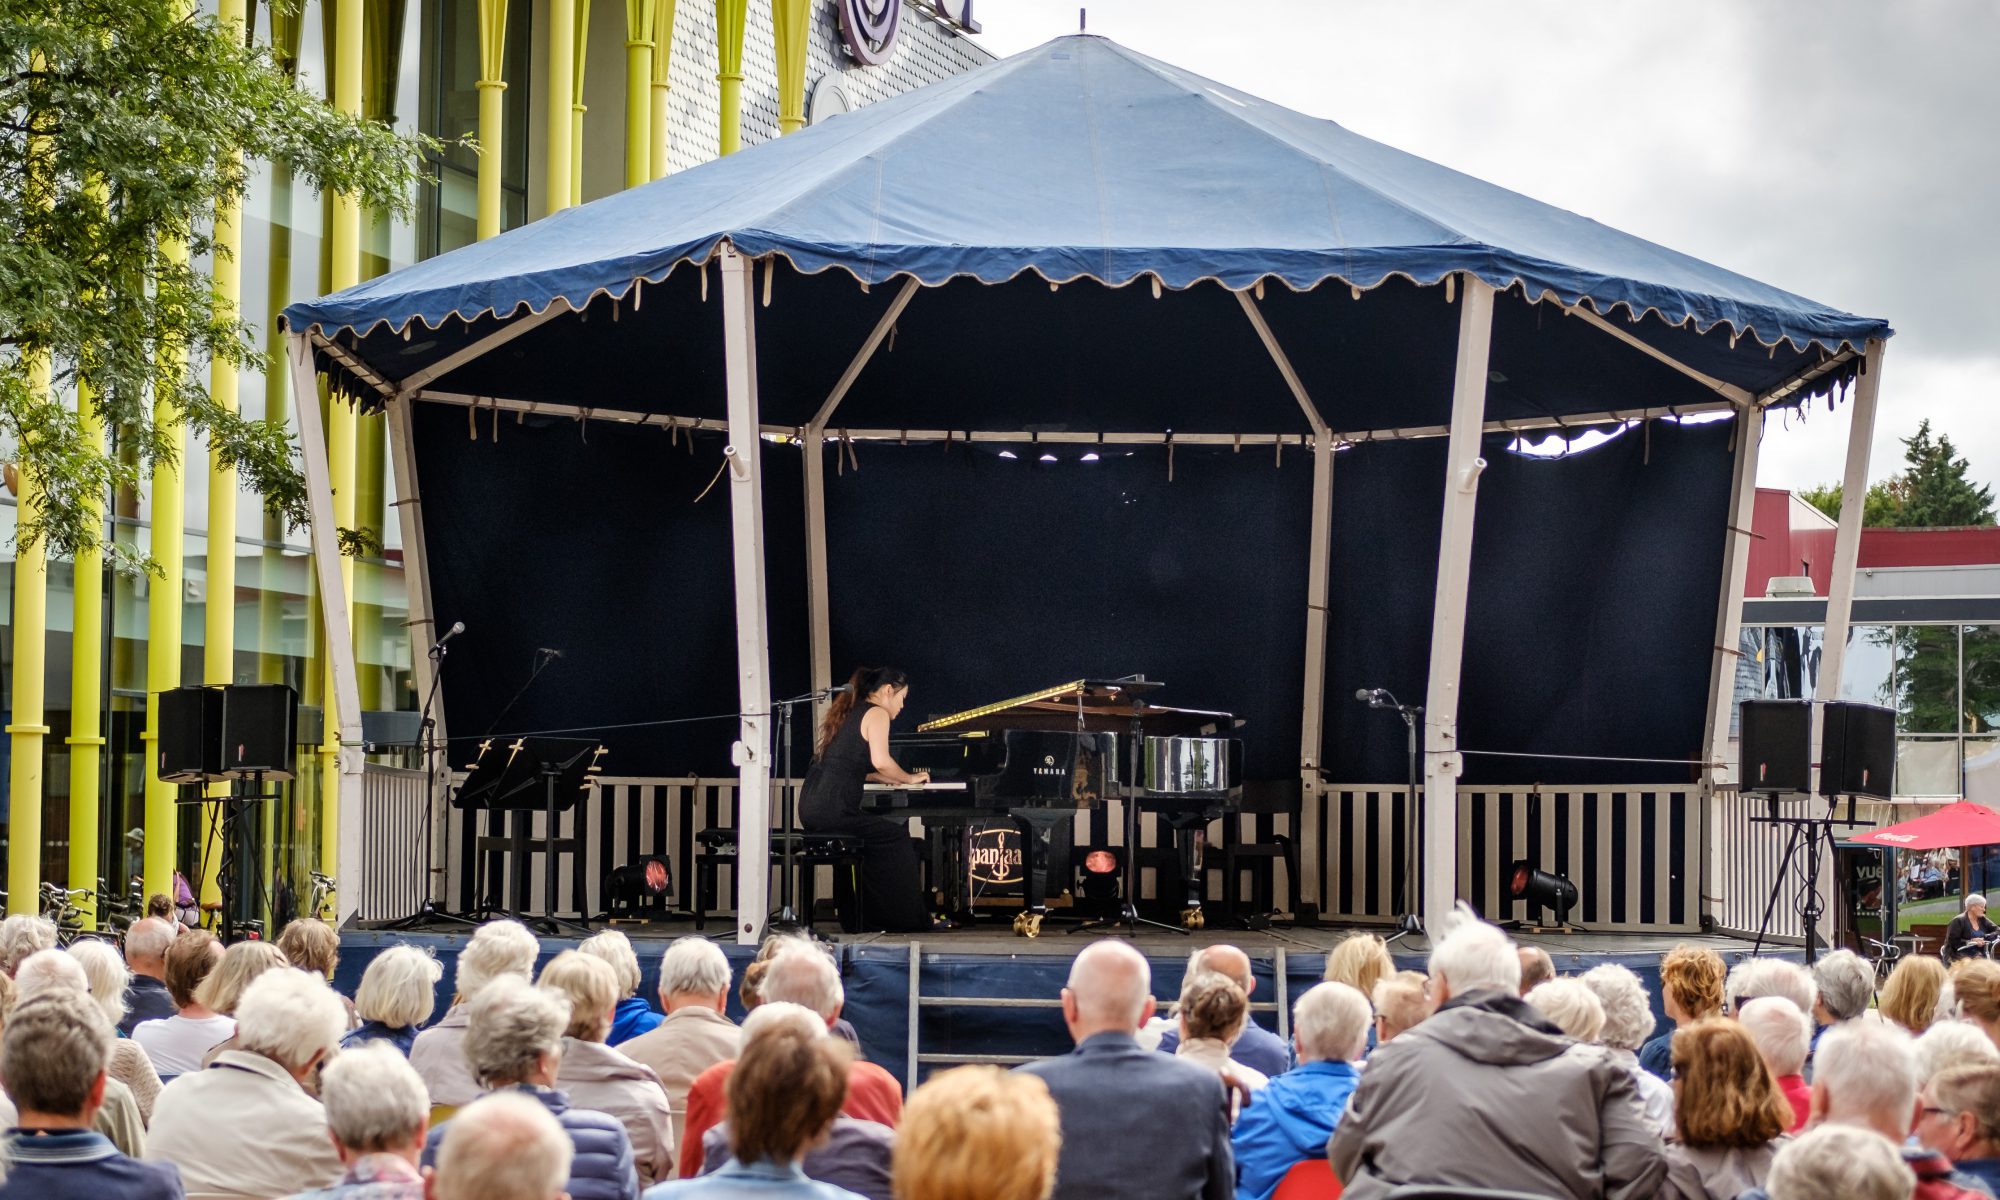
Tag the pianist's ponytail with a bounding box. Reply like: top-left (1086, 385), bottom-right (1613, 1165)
top-left (816, 666), bottom-right (909, 757)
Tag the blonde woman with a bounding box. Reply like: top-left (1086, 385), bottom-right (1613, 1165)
top-left (539, 949), bottom-right (676, 1187)
top-left (1325, 933), bottom-right (1395, 1054)
top-left (196, 939), bottom-right (293, 1068)
top-left (579, 929), bottom-right (663, 1045)
top-left (1880, 955), bottom-right (1949, 1035)
top-left (1953, 959), bottom-right (2000, 1050)
top-left (893, 1066), bottom-right (1061, 1200)
top-left (343, 943), bottom-right (444, 1055)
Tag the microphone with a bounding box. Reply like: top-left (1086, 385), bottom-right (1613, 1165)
top-left (1355, 687), bottom-right (1375, 704)
top-left (437, 620), bottom-right (466, 647)
top-left (827, 684), bottom-right (851, 695)
top-left (537, 647), bottom-right (564, 659)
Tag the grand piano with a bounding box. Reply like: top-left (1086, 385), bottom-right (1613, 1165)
top-left (861, 677), bottom-right (1242, 936)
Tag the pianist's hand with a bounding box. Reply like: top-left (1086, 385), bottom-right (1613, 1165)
top-left (910, 770), bottom-right (932, 786)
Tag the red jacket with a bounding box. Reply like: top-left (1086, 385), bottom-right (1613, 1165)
top-left (1774, 1074), bottom-right (1811, 1133)
top-left (678, 1056), bottom-right (902, 1179)
top-left (1906, 1146), bottom-right (1991, 1200)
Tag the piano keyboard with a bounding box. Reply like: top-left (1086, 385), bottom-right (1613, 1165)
top-left (864, 781), bottom-right (968, 791)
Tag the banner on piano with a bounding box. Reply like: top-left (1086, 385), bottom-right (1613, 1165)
top-left (962, 820), bottom-right (1071, 904)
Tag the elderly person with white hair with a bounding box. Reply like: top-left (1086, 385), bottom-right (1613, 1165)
top-left (619, 937), bottom-right (738, 1155)
top-left (410, 918), bottom-right (541, 1110)
top-left (1759, 1123), bottom-right (1917, 1200)
top-left (431, 1091), bottom-right (575, 1200)
top-left (145, 965), bottom-right (348, 1198)
top-left (538, 950), bottom-right (676, 1187)
top-left (1726, 957), bottom-right (1818, 1018)
top-left (342, 943), bottom-right (443, 1055)
top-left (1739, 996), bottom-right (1814, 1131)
top-left (1525, 977), bottom-right (1606, 1042)
top-left (679, 941), bottom-right (901, 1181)
top-left (1579, 963), bottom-right (1676, 1138)
top-left (0, 913), bottom-right (57, 977)
top-left (1230, 981), bottom-right (1371, 1200)
top-left (287, 1042), bottom-right (433, 1200)
top-left (579, 929), bottom-right (663, 1045)
top-left (1947, 895), bottom-right (2000, 961)
top-left (1330, 906), bottom-right (1666, 1200)
top-left (1810, 1017), bottom-right (1991, 1198)
top-left (120, 916), bottom-right (180, 1035)
top-left (1914, 1020), bottom-right (2000, 1085)
top-left (13, 948), bottom-right (155, 1153)
top-left (421, 974), bottom-right (639, 1200)
top-left (66, 938), bottom-right (167, 1122)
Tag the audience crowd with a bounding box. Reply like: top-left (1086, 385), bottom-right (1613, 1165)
top-left (6, 903), bottom-right (2000, 1200)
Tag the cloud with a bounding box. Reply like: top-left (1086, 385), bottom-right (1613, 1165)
top-left (972, 1), bottom-right (2000, 493)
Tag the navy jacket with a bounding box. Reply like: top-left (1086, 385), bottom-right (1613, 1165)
top-left (118, 976), bottom-right (177, 1038)
top-left (424, 1084), bottom-right (639, 1200)
top-left (1156, 1020), bottom-right (1292, 1078)
top-left (0, 1128), bottom-right (185, 1200)
top-left (1016, 1032), bottom-right (1233, 1200)
top-left (341, 1020), bottom-right (419, 1056)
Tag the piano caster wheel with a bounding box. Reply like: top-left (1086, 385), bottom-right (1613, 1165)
top-left (1013, 911), bottom-right (1044, 938)
top-left (1180, 907), bottom-right (1205, 931)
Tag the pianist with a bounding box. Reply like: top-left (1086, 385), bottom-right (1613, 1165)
top-left (799, 667), bottom-right (937, 931)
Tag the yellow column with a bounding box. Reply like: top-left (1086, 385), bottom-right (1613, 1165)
top-left (648, 0), bottom-right (675, 179)
top-left (545, 0), bottom-right (574, 214)
top-left (66, 377), bottom-right (106, 919)
top-left (142, 263), bottom-right (188, 901)
top-left (322, 0), bottom-right (364, 876)
top-left (772, 0), bottom-right (808, 135)
top-left (7, 373), bottom-right (51, 916)
top-left (623, 0), bottom-right (654, 189)
top-left (476, 0), bottom-right (509, 240)
top-left (569, 0), bottom-right (590, 207)
top-left (715, 0), bottom-right (745, 155)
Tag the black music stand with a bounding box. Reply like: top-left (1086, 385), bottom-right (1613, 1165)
top-left (1070, 704), bottom-right (1189, 938)
top-left (461, 736), bottom-right (603, 936)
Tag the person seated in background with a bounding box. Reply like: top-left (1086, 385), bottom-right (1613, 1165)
top-left (1947, 895), bottom-right (2000, 961)
top-left (132, 928), bottom-right (231, 1079)
top-left (1329, 908), bottom-right (1665, 1200)
top-left (423, 974), bottom-right (639, 1200)
top-left (1881, 956), bottom-right (1951, 1036)
top-left (1915, 1021), bottom-right (2000, 1090)
top-left (1658, 1018), bottom-right (1792, 1200)
top-left (689, 1005), bottom-right (893, 1200)
top-left (1739, 996), bottom-right (1814, 1131)
top-left (1172, 971), bottom-right (1269, 1091)
top-left (431, 1092), bottom-right (575, 1200)
top-left (1524, 977), bottom-right (1605, 1043)
top-left (619, 938), bottom-right (739, 1157)
top-left (119, 917), bottom-right (180, 1035)
top-left (680, 943), bottom-right (901, 1180)
top-left (1952, 961), bottom-right (2000, 1052)
top-left (581, 930), bottom-right (664, 1046)
top-left (1148, 944), bottom-right (1290, 1077)
top-left (67, 939), bottom-right (166, 1124)
top-left (1015, 941), bottom-right (1232, 1200)
top-left (1916, 1063), bottom-right (2000, 1196)
top-left (0, 989), bottom-right (183, 1200)
top-left (342, 944), bottom-right (443, 1055)
top-left (192, 940), bottom-right (292, 1068)
top-left (145, 966), bottom-right (348, 1199)
top-left (1319, 935), bottom-right (1394, 1057)
top-left (1368, 971), bottom-right (1428, 1047)
top-left (1813, 1019), bottom-right (1989, 1200)
top-left (1811, 949), bottom-right (1879, 1061)
top-left (14, 949), bottom-right (150, 1156)
top-left (645, 1012), bottom-right (859, 1199)
top-left (277, 919), bottom-right (356, 1029)
top-left (1578, 964), bottom-right (1676, 1139)
top-left (1640, 944), bottom-right (1727, 1080)
top-left (1229, 981), bottom-right (1369, 1200)
top-left (410, 918), bottom-right (542, 1111)
top-left (0, 914), bottom-right (57, 977)
top-left (1518, 945), bottom-right (1556, 995)
top-left (1756, 1124), bottom-right (1916, 1200)
top-left (890, 1065), bottom-right (1060, 1200)
top-left (1726, 958), bottom-right (1819, 1020)
top-left (540, 950), bottom-right (676, 1188)
top-left (284, 1042), bottom-right (431, 1200)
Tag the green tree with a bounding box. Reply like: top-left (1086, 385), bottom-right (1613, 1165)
top-left (1799, 480), bottom-right (1906, 527)
top-left (1895, 420), bottom-right (1996, 528)
top-left (1, 0), bottom-right (433, 567)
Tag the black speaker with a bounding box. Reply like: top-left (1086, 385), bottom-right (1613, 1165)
top-left (221, 684), bottom-right (299, 780)
top-left (1823, 701), bottom-right (1895, 800)
top-left (1740, 699), bottom-right (1812, 794)
top-left (157, 685), bottom-right (224, 783)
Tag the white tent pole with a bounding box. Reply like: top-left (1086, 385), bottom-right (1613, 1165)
top-left (1420, 274), bottom-right (1495, 932)
top-left (719, 245), bottom-right (774, 945)
top-left (1300, 429), bottom-right (1335, 912)
top-left (1559, 302), bottom-right (1754, 407)
top-left (392, 300), bottom-right (572, 401)
top-left (1811, 338), bottom-right (1886, 946)
top-left (288, 334), bottom-right (366, 925)
top-left (1700, 402), bottom-right (1763, 924)
top-left (386, 395), bottom-right (451, 896)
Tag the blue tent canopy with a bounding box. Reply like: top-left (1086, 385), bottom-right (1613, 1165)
top-left (284, 33), bottom-right (1887, 421)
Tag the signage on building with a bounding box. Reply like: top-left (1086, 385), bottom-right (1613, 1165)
top-left (840, 0), bottom-right (981, 67)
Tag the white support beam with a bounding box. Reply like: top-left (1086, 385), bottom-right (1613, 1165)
top-left (1699, 404), bottom-right (1763, 924)
top-left (289, 335), bottom-right (366, 925)
top-left (812, 278), bottom-right (919, 429)
top-left (1561, 301), bottom-right (1755, 407)
top-left (386, 395), bottom-right (451, 894)
top-left (718, 245), bottom-right (773, 946)
top-left (1420, 274), bottom-right (1496, 932)
top-left (1236, 291), bottom-right (1329, 437)
top-left (392, 301), bottom-right (573, 400)
top-left (1299, 429), bottom-right (1335, 913)
top-left (308, 332), bottom-right (397, 399)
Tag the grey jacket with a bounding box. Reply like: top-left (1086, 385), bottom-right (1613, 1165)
top-left (1015, 1031), bottom-right (1233, 1200)
top-left (1328, 988), bottom-right (1667, 1200)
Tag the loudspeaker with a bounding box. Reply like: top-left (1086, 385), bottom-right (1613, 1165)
top-left (157, 685), bottom-right (224, 783)
top-left (1740, 699), bottom-right (1812, 794)
top-left (1823, 701), bottom-right (1895, 800)
top-left (221, 684), bottom-right (299, 780)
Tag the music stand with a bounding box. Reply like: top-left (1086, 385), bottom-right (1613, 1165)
top-left (462, 736), bottom-right (603, 936)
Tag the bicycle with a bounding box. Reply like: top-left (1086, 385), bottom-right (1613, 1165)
top-left (39, 881), bottom-right (96, 945)
top-left (307, 871), bottom-right (336, 921)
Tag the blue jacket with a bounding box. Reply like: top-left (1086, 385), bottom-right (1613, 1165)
top-left (424, 1084), bottom-right (639, 1200)
top-left (0, 1128), bottom-right (185, 1200)
top-left (341, 1020), bottom-right (419, 1056)
top-left (1017, 1032), bottom-right (1234, 1200)
top-left (1229, 1061), bottom-right (1360, 1200)
top-left (118, 976), bottom-right (178, 1039)
top-left (644, 1158), bottom-right (865, 1199)
top-left (611, 997), bottom-right (664, 1046)
top-left (1157, 1021), bottom-right (1292, 1078)
top-left (1638, 1030), bottom-right (1673, 1080)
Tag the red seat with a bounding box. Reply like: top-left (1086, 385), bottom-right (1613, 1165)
top-left (1272, 1158), bottom-right (1341, 1200)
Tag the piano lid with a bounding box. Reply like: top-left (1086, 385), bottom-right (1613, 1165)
top-left (916, 678), bottom-right (1234, 738)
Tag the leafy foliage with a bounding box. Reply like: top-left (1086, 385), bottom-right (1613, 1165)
top-left (0, 0), bottom-right (434, 568)
top-left (1800, 480), bottom-right (1905, 527)
top-left (1800, 419), bottom-right (1995, 531)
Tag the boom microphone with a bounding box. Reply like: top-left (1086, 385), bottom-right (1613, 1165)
top-left (438, 620), bottom-right (466, 646)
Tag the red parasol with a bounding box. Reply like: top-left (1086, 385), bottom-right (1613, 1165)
top-left (1848, 801), bottom-right (2000, 852)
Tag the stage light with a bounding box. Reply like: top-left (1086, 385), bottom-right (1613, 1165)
top-left (998, 450), bottom-right (1019, 459)
top-left (1039, 453), bottom-right (1058, 462)
top-left (604, 855), bottom-right (672, 917)
top-left (1081, 452), bottom-right (1100, 462)
top-left (1079, 847), bottom-right (1122, 901)
top-left (1507, 858), bottom-right (1578, 929)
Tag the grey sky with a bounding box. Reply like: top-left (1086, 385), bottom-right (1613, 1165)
top-left (972, 2), bottom-right (2000, 494)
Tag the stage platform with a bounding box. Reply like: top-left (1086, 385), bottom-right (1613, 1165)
top-left (335, 917), bottom-right (1797, 1088)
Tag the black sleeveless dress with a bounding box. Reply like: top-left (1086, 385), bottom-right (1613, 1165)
top-left (798, 703), bottom-right (931, 931)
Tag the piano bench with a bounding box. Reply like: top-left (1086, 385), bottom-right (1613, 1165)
top-left (691, 830), bottom-right (867, 932)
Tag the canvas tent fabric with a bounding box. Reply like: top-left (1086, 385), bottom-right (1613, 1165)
top-left (1848, 802), bottom-right (2000, 852)
top-left (281, 34), bottom-right (1888, 412)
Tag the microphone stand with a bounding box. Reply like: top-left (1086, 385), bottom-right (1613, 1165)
top-left (1359, 688), bottom-right (1424, 935)
top-left (763, 687), bottom-right (837, 940)
top-left (383, 630), bottom-right (477, 929)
